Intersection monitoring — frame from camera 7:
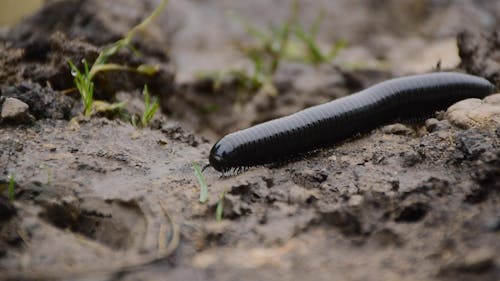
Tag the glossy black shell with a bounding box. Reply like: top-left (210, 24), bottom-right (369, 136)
top-left (209, 72), bottom-right (496, 172)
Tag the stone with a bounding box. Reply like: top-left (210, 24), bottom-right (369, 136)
top-left (381, 123), bottom-right (413, 135)
top-left (446, 94), bottom-right (500, 129)
top-left (1, 97), bottom-right (34, 124)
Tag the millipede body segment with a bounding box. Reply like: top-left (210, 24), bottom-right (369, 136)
top-left (209, 72), bottom-right (496, 172)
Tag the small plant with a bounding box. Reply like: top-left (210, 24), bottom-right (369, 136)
top-left (7, 174), bottom-right (15, 201)
top-left (198, 0), bottom-right (346, 96)
top-left (192, 162), bottom-right (208, 203)
top-left (68, 0), bottom-right (168, 117)
top-left (140, 85), bottom-right (160, 127)
top-left (215, 191), bottom-right (225, 222)
top-left (292, 11), bottom-right (347, 65)
top-left (68, 59), bottom-right (94, 116)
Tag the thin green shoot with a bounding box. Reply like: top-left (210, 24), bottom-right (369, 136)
top-left (91, 0), bottom-right (169, 72)
top-left (291, 4), bottom-right (346, 65)
top-left (215, 191), bottom-right (225, 222)
top-left (7, 174), bottom-right (15, 201)
top-left (68, 0), bottom-right (168, 117)
top-left (68, 59), bottom-right (94, 116)
top-left (200, 0), bottom-right (344, 96)
top-left (192, 162), bottom-right (208, 203)
top-left (140, 85), bottom-right (160, 127)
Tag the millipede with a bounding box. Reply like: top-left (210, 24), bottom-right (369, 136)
top-left (208, 72), bottom-right (496, 172)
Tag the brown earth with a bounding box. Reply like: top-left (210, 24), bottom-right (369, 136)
top-left (0, 1), bottom-right (499, 281)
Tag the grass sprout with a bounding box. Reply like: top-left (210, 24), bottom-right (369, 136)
top-left (8, 174), bottom-right (15, 201)
top-left (68, 0), bottom-right (168, 117)
top-left (198, 0), bottom-right (345, 97)
top-left (68, 59), bottom-right (94, 116)
top-left (293, 14), bottom-right (347, 65)
top-left (215, 191), bottom-right (225, 222)
top-left (141, 85), bottom-right (160, 127)
top-left (192, 162), bottom-right (208, 203)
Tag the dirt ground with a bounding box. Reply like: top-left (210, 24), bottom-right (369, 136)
top-left (0, 1), bottom-right (499, 280)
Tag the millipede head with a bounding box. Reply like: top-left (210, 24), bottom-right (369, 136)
top-left (209, 141), bottom-right (232, 172)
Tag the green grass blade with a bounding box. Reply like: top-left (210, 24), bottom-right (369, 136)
top-left (294, 26), bottom-right (325, 64)
top-left (327, 39), bottom-right (347, 60)
top-left (141, 85), bottom-right (159, 127)
top-left (125, 0), bottom-right (169, 45)
top-left (229, 12), bottom-right (270, 45)
top-left (68, 59), bottom-right (94, 116)
top-left (7, 174), bottom-right (15, 201)
top-left (192, 162), bottom-right (208, 203)
top-left (215, 192), bottom-right (225, 222)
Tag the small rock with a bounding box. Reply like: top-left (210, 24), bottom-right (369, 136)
top-left (425, 118), bottom-right (440, 132)
top-left (288, 185), bottom-right (318, 204)
top-left (439, 248), bottom-right (495, 276)
top-left (371, 228), bottom-right (402, 247)
top-left (400, 149), bottom-right (422, 167)
top-left (483, 217), bottom-right (500, 231)
top-left (484, 93), bottom-right (500, 105)
top-left (1, 97), bottom-right (34, 124)
top-left (461, 249), bottom-right (495, 272)
top-left (347, 194), bottom-right (364, 207)
top-left (371, 151), bottom-right (387, 165)
top-left (381, 123), bottom-right (413, 135)
top-left (446, 94), bottom-right (500, 129)
top-left (425, 118), bottom-right (451, 132)
top-left (130, 131), bottom-right (141, 140)
top-left (157, 138), bottom-right (168, 145)
top-left (301, 169), bottom-right (328, 183)
top-left (455, 130), bottom-right (492, 160)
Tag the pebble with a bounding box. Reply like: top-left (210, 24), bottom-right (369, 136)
top-left (424, 118), bottom-right (440, 132)
top-left (288, 185), bottom-right (318, 204)
top-left (381, 123), bottom-right (413, 135)
top-left (1, 97), bottom-right (34, 124)
top-left (440, 248), bottom-right (495, 275)
top-left (446, 93), bottom-right (500, 129)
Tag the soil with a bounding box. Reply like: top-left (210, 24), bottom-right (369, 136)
top-left (0, 1), bottom-right (499, 281)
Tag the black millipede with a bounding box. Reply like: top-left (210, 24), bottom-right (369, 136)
top-left (208, 72), bottom-right (496, 172)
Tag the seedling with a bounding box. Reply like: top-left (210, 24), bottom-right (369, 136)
top-left (68, 59), bottom-right (94, 116)
top-left (215, 191), bottom-right (225, 222)
top-left (192, 162), bottom-right (208, 203)
top-left (140, 85), bottom-right (160, 127)
top-left (7, 174), bottom-right (15, 201)
top-left (68, 0), bottom-right (168, 117)
top-left (198, 0), bottom-right (346, 95)
top-left (293, 11), bottom-right (347, 65)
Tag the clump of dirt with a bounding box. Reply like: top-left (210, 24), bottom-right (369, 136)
top-left (1, 0), bottom-right (175, 118)
top-left (1, 1), bottom-right (499, 281)
top-left (6, 0), bottom-right (174, 53)
top-left (1, 82), bottom-right (78, 120)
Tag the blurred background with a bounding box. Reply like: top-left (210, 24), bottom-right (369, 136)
top-left (0, 0), bottom-right (43, 26)
top-left (2, 0), bottom-right (498, 80)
